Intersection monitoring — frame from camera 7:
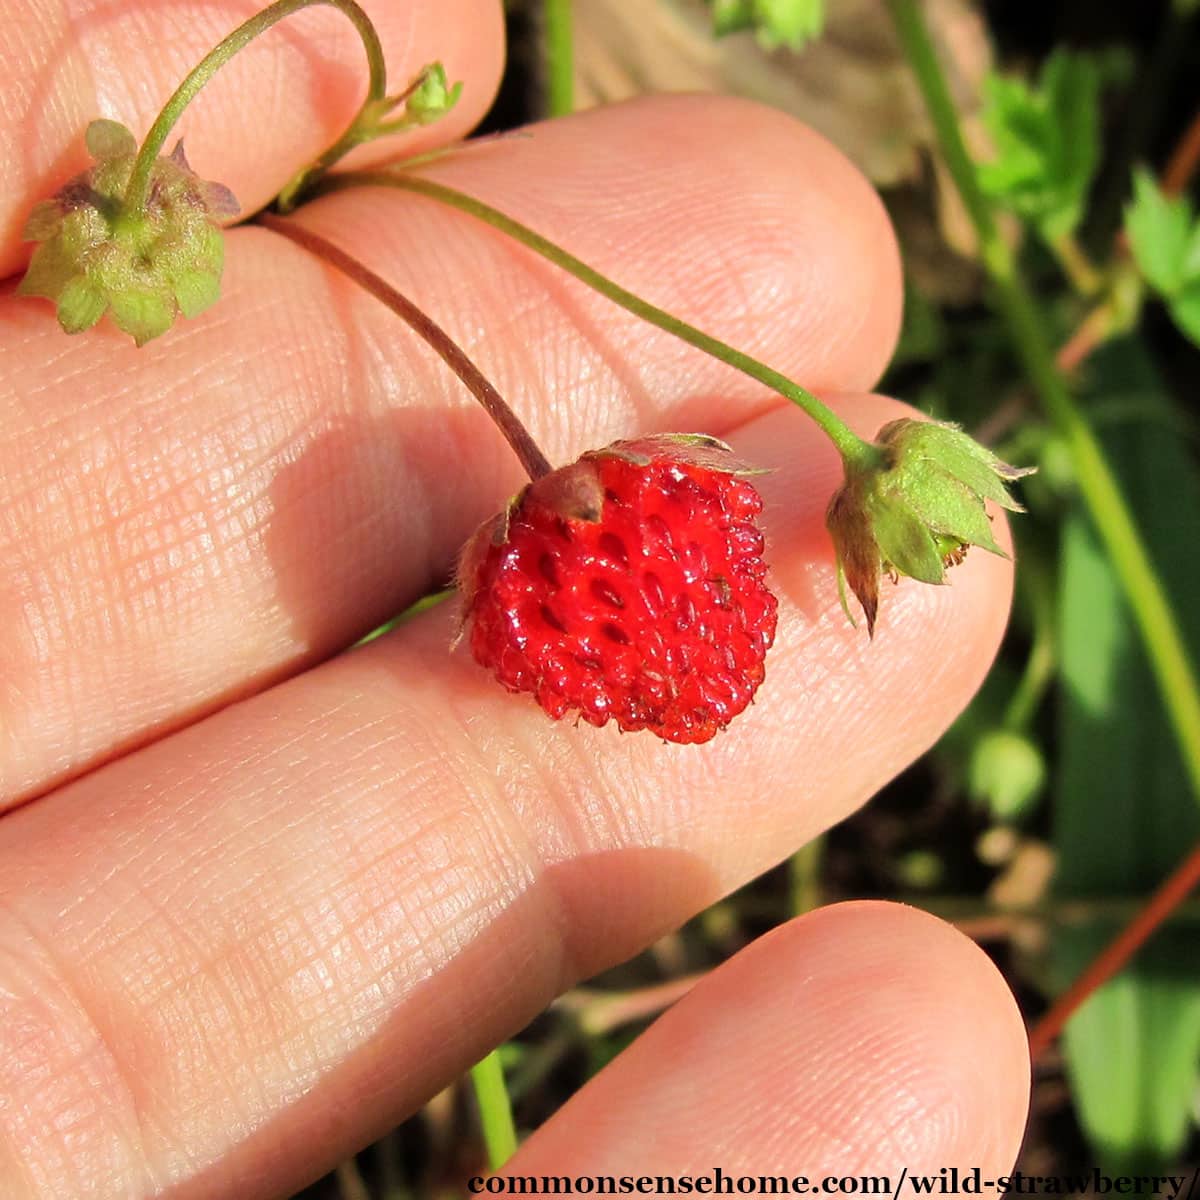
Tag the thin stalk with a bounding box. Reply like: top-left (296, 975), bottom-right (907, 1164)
top-left (334, 1158), bottom-right (372, 1200)
top-left (277, 61), bottom-right (442, 211)
top-left (123, 0), bottom-right (387, 214)
top-left (1162, 105), bottom-right (1200, 197)
top-left (542, 0), bottom-right (575, 117)
top-left (258, 213), bottom-right (552, 481)
top-left (318, 171), bottom-right (883, 472)
top-left (470, 1049), bottom-right (519, 1171)
top-left (1046, 231), bottom-right (1102, 297)
top-left (788, 834), bottom-right (824, 916)
top-left (887, 0), bottom-right (1200, 808)
top-left (1027, 840), bottom-right (1200, 1060)
top-left (1002, 549), bottom-right (1056, 733)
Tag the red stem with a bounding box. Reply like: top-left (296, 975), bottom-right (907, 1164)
top-left (257, 212), bottom-right (553, 482)
top-left (1028, 839), bottom-right (1200, 1061)
top-left (1162, 106), bottom-right (1200, 198)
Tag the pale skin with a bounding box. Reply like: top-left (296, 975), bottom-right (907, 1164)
top-left (0, 1), bottom-right (1031, 1195)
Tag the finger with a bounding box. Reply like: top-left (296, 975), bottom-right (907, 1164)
top-left (0, 95), bottom-right (902, 804)
top-left (0, 0), bottom-right (505, 276)
top-left (0, 394), bottom-right (1012, 1199)
top-left (509, 903), bottom-right (1030, 1177)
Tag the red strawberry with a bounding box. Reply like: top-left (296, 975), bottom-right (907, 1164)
top-left (458, 434), bottom-right (778, 744)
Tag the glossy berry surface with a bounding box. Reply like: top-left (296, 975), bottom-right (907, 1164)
top-left (461, 438), bottom-right (778, 744)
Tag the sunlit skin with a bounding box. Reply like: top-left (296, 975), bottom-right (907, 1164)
top-left (0, 2), bottom-right (1029, 1196)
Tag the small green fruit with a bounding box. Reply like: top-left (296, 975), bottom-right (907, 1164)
top-left (827, 418), bottom-right (1034, 634)
top-left (18, 119), bottom-right (238, 346)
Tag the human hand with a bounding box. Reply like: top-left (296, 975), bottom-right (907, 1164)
top-left (0, 2), bottom-right (1029, 1194)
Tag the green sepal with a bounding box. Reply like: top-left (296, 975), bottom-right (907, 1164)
top-left (170, 269), bottom-right (221, 319)
top-left (825, 418), bottom-right (1033, 634)
top-left (17, 238), bottom-right (75, 299)
top-left (891, 465), bottom-right (1006, 558)
top-left (867, 491), bottom-right (945, 585)
top-left (108, 287), bottom-right (175, 346)
top-left (879, 418), bottom-right (1030, 510)
top-left (85, 118), bottom-right (137, 159)
top-left (407, 63), bottom-right (463, 124)
top-left (22, 200), bottom-right (64, 242)
top-left (55, 275), bottom-right (107, 333)
top-left (17, 118), bottom-right (238, 345)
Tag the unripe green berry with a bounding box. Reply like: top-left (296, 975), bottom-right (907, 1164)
top-left (827, 418), bottom-right (1034, 634)
top-left (18, 119), bottom-right (238, 346)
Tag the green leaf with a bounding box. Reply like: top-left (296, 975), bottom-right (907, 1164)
top-left (978, 50), bottom-right (1101, 239)
top-left (1054, 339), bottom-right (1200, 1172)
top-left (1124, 169), bottom-right (1197, 298)
top-left (1166, 280), bottom-right (1200, 347)
top-left (708, 0), bottom-right (824, 50)
top-left (710, 0), bottom-right (756, 35)
top-left (751, 0), bottom-right (824, 49)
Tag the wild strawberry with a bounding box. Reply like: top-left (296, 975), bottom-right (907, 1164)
top-left (459, 435), bottom-right (778, 744)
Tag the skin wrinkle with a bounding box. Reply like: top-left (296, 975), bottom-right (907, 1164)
top-left (377, 673), bottom-right (584, 989)
top-left (0, 896), bottom-right (152, 1195)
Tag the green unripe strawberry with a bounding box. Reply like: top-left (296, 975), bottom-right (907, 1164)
top-left (19, 119), bottom-right (238, 346)
top-left (827, 418), bottom-right (1034, 634)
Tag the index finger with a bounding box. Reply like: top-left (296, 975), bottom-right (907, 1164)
top-left (0, 0), bottom-right (505, 276)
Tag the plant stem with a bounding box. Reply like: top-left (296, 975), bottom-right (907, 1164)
top-left (1162, 105), bottom-right (1200, 197)
top-left (258, 213), bottom-right (553, 481)
top-left (1046, 231), bottom-right (1102, 296)
top-left (1002, 547), bottom-right (1055, 733)
top-left (318, 171), bottom-right (883, 472)
top-left (470, 1049), bottom-right (519, 1171)
top-left (1027, 839), bottom-right (1200, 1060)
top-left (542, 0), bottom-right (575, 117)
top-left (123, 0), bottom-right (387, 215)
top-left (788, 835), bottom-right (824, 916)
top-left (887, 0), bottom-right (1200, 808)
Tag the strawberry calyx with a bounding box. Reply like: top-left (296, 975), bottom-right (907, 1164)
top-left (826, 417), bottom-right (1034, 635)
top-left (18, 120), bottom-right (238, 346)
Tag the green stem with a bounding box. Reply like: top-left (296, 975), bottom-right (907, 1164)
top-left (1003, 547), bottom-right (1056, 732)
top-left (1046, 231), bottom-right (1103, 297)
top-left (543, 0), bottom-right (575, 117)
top-left (318, 171), bottom-right (882, 471)
top-left (887, 0), bottom-right (1200, 804)
top-left (122, 0), bottom-right (387, 215)
top-left (470, 1049), bottom-right (518, 1171)
top-left (788, 835), bottom-right (825, 917)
